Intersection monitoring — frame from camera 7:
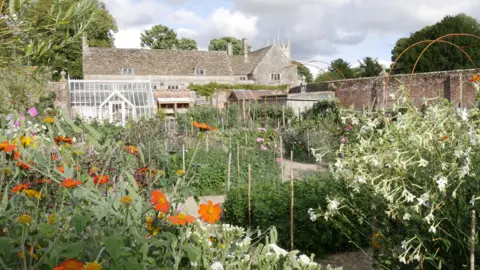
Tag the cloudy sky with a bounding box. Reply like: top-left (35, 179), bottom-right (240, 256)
top-left (103, 0), bottom-right (480, 77)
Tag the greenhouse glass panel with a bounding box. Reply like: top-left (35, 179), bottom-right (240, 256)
top-left (68, 80), bottom-right (155, 125)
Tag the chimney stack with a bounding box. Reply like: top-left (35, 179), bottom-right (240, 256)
top-left (227, 43), bottom-right (233, 56)
top-left (242, 38), bottom-right (249, 63)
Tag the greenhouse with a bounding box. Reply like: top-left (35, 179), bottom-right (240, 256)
top-left (68, 79), bottom-right (156, 125)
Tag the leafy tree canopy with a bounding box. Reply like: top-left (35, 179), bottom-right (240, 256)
top-left (357, 57), bottom-right (384, 77)
top-left (391, 13), bottom-right (480, 74)
top-left (208, 37), bottom-right (251, 55)
top-left (177, 38), bottom-right (198, 50)
top-left (293, 61), bottom-right (313, 83)
top-left (314, 58), bottom-right (356, 82)
top-left (140, 24), bottom-right (178, 50)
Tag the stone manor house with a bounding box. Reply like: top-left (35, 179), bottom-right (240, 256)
top-left (82, 36), bottom-right (299, 88)
top-left (75, 36), bottom-right (300, 123)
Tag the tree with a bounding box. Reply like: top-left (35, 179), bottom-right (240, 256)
top-left (21, 0), bottom-right (118, 79)
top-left (177, 38), bottom-right (198, 50)
top-left (208, 37), bottom-right (251, 55)
top-left (140, 24), bottom-right (178, 50)
top-left (391, 13), bottom-right (480, 74)
top-left (357, 57), bottom-right (384, 77)
top-left (293, 61), bottom-right (313, 83)
top-left (314, 58), bottom-right (356, 82)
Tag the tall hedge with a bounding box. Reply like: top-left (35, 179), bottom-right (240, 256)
top-left (223, 176), bottom-right (371, 257)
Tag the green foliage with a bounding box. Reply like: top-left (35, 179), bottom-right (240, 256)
top-left (314, 58), bottom-right (356, 82)
top-left (177, 38), bottom-right (198, 50)
top-left (208, 37), bottom-right (251, 55)
top-left (293, 61), bottom-right (313, 83)
top-left (188, 83), bottom-right (290, 97)
top-left (223, 176), bottom-right (371, 257)
top-left (357, 57), bottom-right (384, 77)
top-left (140, 24), bottom-right (178, 49)
top-left (391, 13), bottom-right (480, 74)
top-left (140, 25), bottom-right (198, 51)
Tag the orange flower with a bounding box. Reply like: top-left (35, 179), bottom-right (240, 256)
top-left (198, 200), bottom-right (222, 224)
top-left (60, 179), bottom-right (82, 189)
top-left (192, 121), bottom-right (217, 131)
top-left (150, 190), bottom-right (169, 213)
top-left (471, 74), bottom-right (480, 83)
top-left (36, 178), bottom-right (52, 184)
top-left (56, 166), bottom-right (65, 173)
top-left (440, 135), bottom-right (449, 142)
top-left (371, 233), bottom-right (382, 249)
top-left (84, 261), bottom-right (101, 270)
top-left (167, 213), bottom-right (196, 226)
top-left (124, 145), bottom-right (139, 155)
top-left (88, 167), bottom-right (99, 176)
top-left (18, 245), bottom-right (40, 261)
top-left (54, 136), bottom-right (73, 146)
top-left (44, 117), bottom-right (55, 124)
top-left (51, 153), bottom-right (59, 160)
top-left (54, 259), bottom-right (85, 270)
top-left (93, 175), bottom-right (109, 185)
top-left (13, 150), bottom-right (21, 160)
top-left (16, 161), bottom-right (33, 170)
top-left (0, 141), bottom-right (17, 153)
top-left (11, 183), bottom-right (31, 193)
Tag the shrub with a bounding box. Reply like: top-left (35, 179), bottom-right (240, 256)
top-left (223, 176), bottom-right (371, 257)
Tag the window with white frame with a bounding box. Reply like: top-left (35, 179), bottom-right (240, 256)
top-left (121, 67), bottom-right (134, 75)
top-left (240, 76), bottom-right (247, 81)
top-left (195, 68), bottom-right (205, 75)
top-left (270, 73), bottom-right (280, 81)
top-left (167, 85), bottom-right (179, 90)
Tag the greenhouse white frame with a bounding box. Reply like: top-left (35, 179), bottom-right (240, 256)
top-left (68, 79), bottom-right (156, 126)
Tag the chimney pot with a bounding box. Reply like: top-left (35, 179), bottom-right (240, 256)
top-left (242, 38), bottom-right (249, 63)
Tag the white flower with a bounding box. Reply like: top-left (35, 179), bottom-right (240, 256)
top-left (268, 244), bottom-right (288, 257)
top-left (210, 262), bottom-right (224, 270)
top-left (242, 254), bottom-right (250, 262)
top-left (418, 158), bottom-right (428, 167)
top-left (298, 254), bottom-right (310, 265)
top-left (191, 262), bottom-right (198, 267)
top-left (424, 212), bottom-right (434, 224)
top-left (429, 224), bottom-right (437, 234)
top-left (399, 255), bottom-right (407, 264)
top-left (402, 213), bottom-right (411, 221)
top-left (401, 240), bottom-right (408, 250)
top-left (327, 199), bottom-right (340, 211)
top-left (436, 176), bottom-right (448, 192)
top-left (308, 208), bottom-right (317, 222)
top-left (404, 191), bottom-right (415, 203)
top-left (357, 176), bottom-right (366, 183)
top-left (371, 158), bottom-right (380, 167)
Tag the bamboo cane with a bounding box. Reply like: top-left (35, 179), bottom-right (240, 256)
top-left (248, 164), bottom-right (252, 228)
top-left (290, 151), bottom-right (294, 250)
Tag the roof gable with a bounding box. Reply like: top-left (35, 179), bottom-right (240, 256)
top-left (229, 46), bottom-right (273, 75)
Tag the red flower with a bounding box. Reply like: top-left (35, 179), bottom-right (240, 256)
top-left (54, 136), bottom-right (73, 146)
top-left (13, 150), bottom-right (21, 160)
top-left (167, 213), bottom-right (196, 226)
top-left (150, 190), bottom-right (169, 213)
top-left (11, 183), bottom-right (31, 193)
top-left (0, 141), bottom-right (17, 153)
top-left (60, 179), bottom-right (82, 189)
top-left (51, 153), bottom-right (58, 160)
top-left (56, 166), bottom-right (65, 173)
top-left (53, 259), bottom-right (85, 270)
top-left (93, 175), bottom-right (109, 185)
top-left (16, 161), bottom-right (34, 170)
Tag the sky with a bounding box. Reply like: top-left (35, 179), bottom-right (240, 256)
top-left (103, 0), bottom-right (480, 77)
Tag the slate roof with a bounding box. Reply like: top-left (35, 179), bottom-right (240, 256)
top-left (83, 46), bottom-right (274, 77)
top-left (83, 48), bottom-right (233, 76)
top-left (228, 90), bottom-right (277, 101)
top-left (228, 46), bottom-right (272, 75)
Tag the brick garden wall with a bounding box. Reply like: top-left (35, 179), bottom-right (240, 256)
top-left (290, 69), bottom-right (479, 110)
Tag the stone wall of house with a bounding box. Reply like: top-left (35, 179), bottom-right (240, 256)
top-left (48, 72), bottom-right (70, 115)
top-left (252, 46), bottom-right (298, 85)
top-left (291, 69), bottom-right (478, 110)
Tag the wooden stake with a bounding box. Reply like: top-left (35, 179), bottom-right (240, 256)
top-left (307, 129), bottom-right (310, 151)
top-left (290, 151), bottom-right (294, 250)
top-left (237, 141), bottom-right (240, 181)
top-left (227, 152), bottom-right (232, 191)
top-left (280, 136), bottom-right (284, 180)
top-left (264, 96), bottom-right (267, 129)
top-left (182, 144), bottom-right (185, 171)
top-left (206, 133), bottom-right (209, 153)
top-left (248, 163), bottom-right (252, 228)
top-left (471, 209), bottom-right (476, 270)
top-left (282, 106), bottom-right (285, 128)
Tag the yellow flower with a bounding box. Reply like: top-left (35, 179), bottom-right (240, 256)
top-left (17, 214), bottom-right (33, 224)
top-left (23, 189), bottom-right (43, 199)
top-left (120, 195), bottom-right (133, 206)
top-left (176, 170), bottom-right (185, 176)
top-left (48, 214), bottom-right (57, 225)
top-left (85, 261), bottom-right (102, 270)
top-left (21, 136), bottom-right (33, 147)
top-left (43, 117), bottom-right (54, 124)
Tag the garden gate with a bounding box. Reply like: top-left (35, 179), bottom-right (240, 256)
top-left (68, 79), bottom-right (156, 126)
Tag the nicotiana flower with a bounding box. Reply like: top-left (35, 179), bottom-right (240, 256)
top-left (357, 176), bottom-right (366, 184)
top-left (267, 244), bottom-right (288, 257)
top-left (436, 176), bottom-right (448, 192)
top-left (308, 208), bottom-right (317, 222)
top-left (418, 157), bottom-right (428, 167)
top-left (327, 198), bottom-right (340, 211)
top-left (298, 254), bottom-right (310, 265)
top-left (402, 213), bottom-right (411, 221)
top-left (210, 261), bottom-right (224, 270)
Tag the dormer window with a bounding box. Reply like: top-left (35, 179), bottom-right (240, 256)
top-left (121, 67), bottom-right (134, 75)
top-left (271, 73), bottom-right (280, 81)
top-left (195, 68), bottom-right (205, 75)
